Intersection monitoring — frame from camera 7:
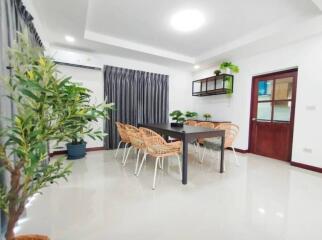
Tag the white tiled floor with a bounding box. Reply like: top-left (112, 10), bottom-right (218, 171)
top-left (17, 149), bottom-right (322, 240)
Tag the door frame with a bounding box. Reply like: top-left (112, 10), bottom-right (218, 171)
top-left (248, 68), bottom-right (298, 161)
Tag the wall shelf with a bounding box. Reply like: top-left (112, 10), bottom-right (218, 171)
top-left (192, 74), bottom-right (234, 96)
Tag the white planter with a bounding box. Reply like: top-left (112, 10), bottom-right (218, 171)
top-left (225, 68), bottom-right (231, 74)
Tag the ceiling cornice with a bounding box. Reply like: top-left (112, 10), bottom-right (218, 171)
top-left (312, 0), bottom-right (322, 11)
top-left (84, 30), bottom-right (195, 64)
top-left (195, 14), bottom-right (322, 65)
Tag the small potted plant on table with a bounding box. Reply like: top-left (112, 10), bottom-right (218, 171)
top-left (185, 111), bottom-right (198, 120)
top-left (203, 113), bottom-right (212, 121)
top-left (170, 110), bottom-right (186, 127)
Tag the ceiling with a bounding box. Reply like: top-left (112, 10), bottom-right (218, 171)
top-left (28, 0), bottom-right (322, 69)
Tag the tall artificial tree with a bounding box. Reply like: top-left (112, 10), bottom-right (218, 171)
top-left (0, 32), bottom-right (113, 240)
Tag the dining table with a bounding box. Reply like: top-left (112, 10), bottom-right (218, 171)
top-left (138, 123), bottom-right (226, 185)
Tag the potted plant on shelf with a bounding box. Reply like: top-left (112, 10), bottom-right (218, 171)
top-left (0, 32), bottom-right (113, 240)
top-left (170, 110), bottom-right (186, 127)
top-left (214, 70), bottom-right (221, 76)
top-left (219, 61), bottom-right (240, 74)
top-left (185, 111), bottom-right (198, 120)
top-left (62, 84), bottom-right (114, 160)
top-left (203, 113), bottom-right (212, 121)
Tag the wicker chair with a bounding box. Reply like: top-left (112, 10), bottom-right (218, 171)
top-left (196, 121), bottom-right (215, 147)
top-left (115, 122), bottom-right (131, 162)
top-left (137, 127), bottom-right (182, 189)
top-left (185, 120), bottom-right (198, 126)
top-left (201, 123), bottom-right (240, 168)
top-left (14, 235), bottom-right (49, 240)
top-left (123, 124), bottom-right (146, 174)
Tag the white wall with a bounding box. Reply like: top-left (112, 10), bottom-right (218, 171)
top-left (193, 33), bottom-right (322, 168)
top-left (47, 47), bottom-right (193, 150)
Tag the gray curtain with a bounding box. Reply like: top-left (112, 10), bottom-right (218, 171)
top-left (0, 0), bottom-right (42, 236)
top-left (104, 65), bottom-right (169, 149)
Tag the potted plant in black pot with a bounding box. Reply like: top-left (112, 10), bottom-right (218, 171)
top-left (170, 110), bottom-right (186, 127)
top-left (62, 84), bottom-right (114, 160)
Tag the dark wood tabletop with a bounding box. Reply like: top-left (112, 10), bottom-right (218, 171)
top-left (138, 123), bottom-right (226, 185)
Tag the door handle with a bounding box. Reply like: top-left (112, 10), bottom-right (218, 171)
top-left (252, 118), bottom-right (257, 121)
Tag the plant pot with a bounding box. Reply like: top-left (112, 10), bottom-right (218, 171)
top-left (171, 122), bottom-right (184, 128)
top-left (14, 235), bottom-right (50, 240)
top-left (66, 142), bottom-right (87, 160)
top-left (224, 68), bottom-right (231, 74)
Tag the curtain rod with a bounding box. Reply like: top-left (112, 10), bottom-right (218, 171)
top-left (54, 61), bottom-right (102, 71)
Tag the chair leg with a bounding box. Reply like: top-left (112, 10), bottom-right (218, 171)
top-left (200, 147), bottom-right (207, 163)
top-left (161, 157), bottom-right (164, 169)
top-left (114, 141), bottom-right (122, 158)
top-left (232, 146), bottom-right (240, 166)
top-left (152, 157), bottom-right (160, 190)
top-left (158, 157), bottom-right (162, 169)
top-left (134, 148), bottom-right (141, 175)
top-left (176, 154), bottom-right (182, 177)
top-left (137, 152), bottom-right (147, 176)
top-left (193, 142), bottom-right (198, 153)
top-left (123, 146), bottom-right (133, 166)
top-left (196, 142), bottom-right (201, 158)
top-left (122, 143), bottom-right (129, 163)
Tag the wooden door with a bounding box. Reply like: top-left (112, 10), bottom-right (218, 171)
top-left (249, 69), bottom-right (297, 161)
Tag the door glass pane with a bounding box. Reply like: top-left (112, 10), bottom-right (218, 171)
top-left (257, 102), bottom-right (272, 120)
top-left (258, 80), bottom-right (273, 101)
top-left (274, 101), bottom-right (292, 121)
top-left (274, 77), bottom-right (293, 100)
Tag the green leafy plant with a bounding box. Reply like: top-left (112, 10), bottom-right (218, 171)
top-left (214, 70), bottom-right (221, 76)
top-left (185, 111), bottom-right (198, 119)
top-left (170, 110), bottom-right (186, 123)
top-left (60, 83), bottom-right (114, 145)
top-left (0, 31), bottom-right (113, 240)
top-left (203, 113), bottom-right (212, 121)
top-left (219, 61), bottom-right (240, 74)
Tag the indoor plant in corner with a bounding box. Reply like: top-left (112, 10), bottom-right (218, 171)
top-left (170, 110), bottom-right (186, 127)
top-left (0, 32), bottom-right (113, 240)
top-left (62, 84), bottom-right (113, 160)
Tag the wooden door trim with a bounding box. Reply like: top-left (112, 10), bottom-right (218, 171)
top-left (248, 68), bottom-right (298, 161)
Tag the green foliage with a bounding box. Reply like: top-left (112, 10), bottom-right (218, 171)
top-left (170, 110), bottom-right (186, 123)
top-left (0, 186), bottom-right (8, 214)
top-left (185, 111), bottom-right (198, 119)
top-left (225, 75), bottom-right (234, 96)
top-left (0, 31), bottom-right (113, 239)
top-left (57, 82), bottom-right (114, 144)
top-left (203, 113), bottom-right (212, 120)
top-left (219, 61), bottom-right (240, 74)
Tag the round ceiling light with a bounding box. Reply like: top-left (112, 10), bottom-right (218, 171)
top-left (171, 9), bottom-right (205, 32)
top-left (65, 35), bottom-right (75, 43)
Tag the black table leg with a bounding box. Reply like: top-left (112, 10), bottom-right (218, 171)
top-left (220, 135), bottom-right (225, 173)
top-left (182, 136), bottom-right (188, 184)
